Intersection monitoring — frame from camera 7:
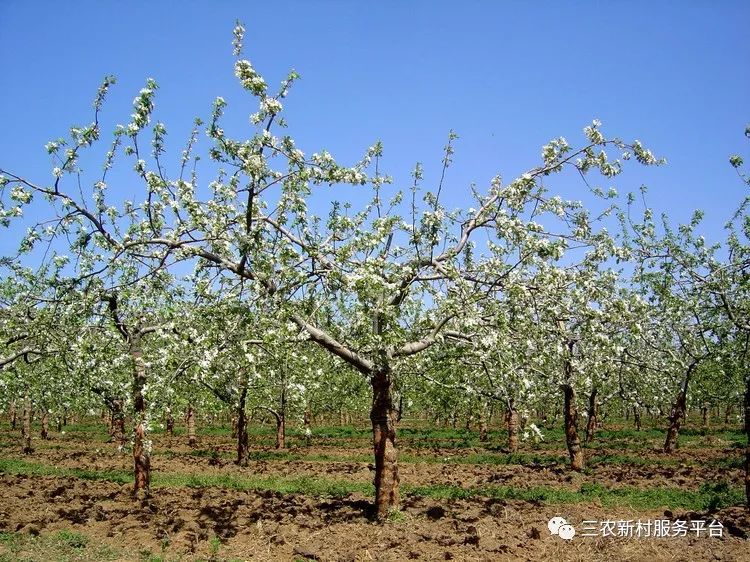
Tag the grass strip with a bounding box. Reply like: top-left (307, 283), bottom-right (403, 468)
top-left (0, 458), bottom-right (742, 511)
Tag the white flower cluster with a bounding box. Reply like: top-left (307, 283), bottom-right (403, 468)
top-left (128, 79), bottom-right (158, 135)
top-left (235, 60), bottom-right (267, 96)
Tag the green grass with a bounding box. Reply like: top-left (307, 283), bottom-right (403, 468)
top-left (0, 530), bottom-right (119, 562)
top-left (403, 481), bottom-right (744, 510)
top-left (0, 457), bottom-right (742, 511)
top-left (0, 458), bottom-right (132, 484)
top-left (4, 436), bottom-right (742, 472)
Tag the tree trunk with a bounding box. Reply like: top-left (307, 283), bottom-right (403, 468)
top-left (165, 409), bottom-right (175, 437)
top-left (9, 400), bottom-right (16, 430)
top-left (110, 399), bottom-right (126, 448)
top-left (633, 406), bottom-right (642, 431)
top-left (743, 375), bottom-right (749, 508)
top-left (701, 405), bottom-right (710, 430)
top-left (370, 368), bottom-right (399, 520)
top-left (186, 404), bottom-right (197, 447)
top-left (725, 404), bottom-right (732, 425)
top-left (276, 387), bottom-right (287, 449)
top-left (478, 403), bottom-right (489, 442)
top-left (563, 384), bottom-right (583, 471)
top-left (236, 386), bottom-right (249, 465)
top-left (506, 400), bottom-right (519, 453)
top-left (584, 388), bottom-right (598, 445)
top-left (303, 409), bottom-right (312, 446)
top-left (22, 393), bottom-right (32, 454)
top-left (131, 336), bottom-right (150, 499)
top-left (664, 365), bottom-right (695, 454)
top-left (273, 412), bottom-right (285, 450)
top-left (40, 409), bottom-right (49, 440)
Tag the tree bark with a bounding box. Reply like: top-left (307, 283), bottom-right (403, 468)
top-left (22, 392), bottom-right (32, 454)
top-left (303, 409), bottom-right (312, 446)
top-left (701, 404), bottom-right (710, 430)
top-left (584, 388), bottom-right (598, 445)
top-left (165, 409), bottom-right (175, 437)
top-left (633, 406), bottom-right (642, 431)
top-left (563, 384), bottom-right (583, 471)
top-left (506, 400), bottom-right (519, 453)
top-left (236, 386), bottom-right (249, 465)
top-left (478, 403), bottom-right (489, 442)
top-left (9, 400), bottom-right (16, 430)
top-left (186, 403), bottom-right (197, 447)
top-left (110, 399), bottom-right (126, 448)
top-left (744, 375), bottom-right (749, 508)
top-left (131, 336), bottom-right (150, 499)
top-left (40, 409), bottom-right (49, 440)
top-left (276, 387), bottom-right (287, 449)
top-left (664, 364), bottom-right (695, 454)
top-left (275, 412), bottom-right (285, 449)
top-left (370, 368), bottom-right (399, 520)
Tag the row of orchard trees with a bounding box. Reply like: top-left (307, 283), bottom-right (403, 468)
top-left (0, 23), bottom-right (747, 517)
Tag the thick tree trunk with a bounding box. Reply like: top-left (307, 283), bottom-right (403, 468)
top-left (664, 365), bottom-right (695, 454)
top-left (701, 405), bottom-right (710, 430)
top-left (664, 392), bottom-right (687, 453)
top-left (633, 406), bottom-right (642, 431)
top-left (186, 404), bottom-right (197, 447)
top-left (40, 409), bottom-right (49, 440)
top-left (563, 384), bottom-right (583, 471)
top-left (22, 393), bottom-right (32, 454)
top-left (370, 368), bottom-right (399, 520)
top-left (584, 388), bottom-right (598, 445)
top-left (131, 337), bottom-right (150, 499)
top-left (506, 400), bottom-right (519, 453)
top-left (744, 376), bottom-right (749, 509)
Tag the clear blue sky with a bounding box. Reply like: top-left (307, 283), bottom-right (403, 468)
top-left (1, 1), bottom-right (748, 257)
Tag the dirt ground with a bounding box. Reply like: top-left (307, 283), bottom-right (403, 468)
top-left (1, 474), bottom-right (749, 561)
top-left (0, 427), bottom-right (748, 561)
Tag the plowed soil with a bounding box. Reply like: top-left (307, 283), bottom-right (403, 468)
top-left (1, 424), bottom-right (748, 561)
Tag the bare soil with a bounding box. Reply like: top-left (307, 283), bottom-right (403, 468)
top-left (0, 428), bottom-right (748, 561)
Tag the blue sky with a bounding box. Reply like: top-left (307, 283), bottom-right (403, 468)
top-left (0, 1), bottom-right (748, 258)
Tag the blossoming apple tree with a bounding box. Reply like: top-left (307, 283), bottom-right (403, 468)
top-left (0, 23), bottom-right (665, 518)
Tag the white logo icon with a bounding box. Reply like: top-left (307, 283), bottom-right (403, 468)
top-left (548, 517), bottom-right (576, 540)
